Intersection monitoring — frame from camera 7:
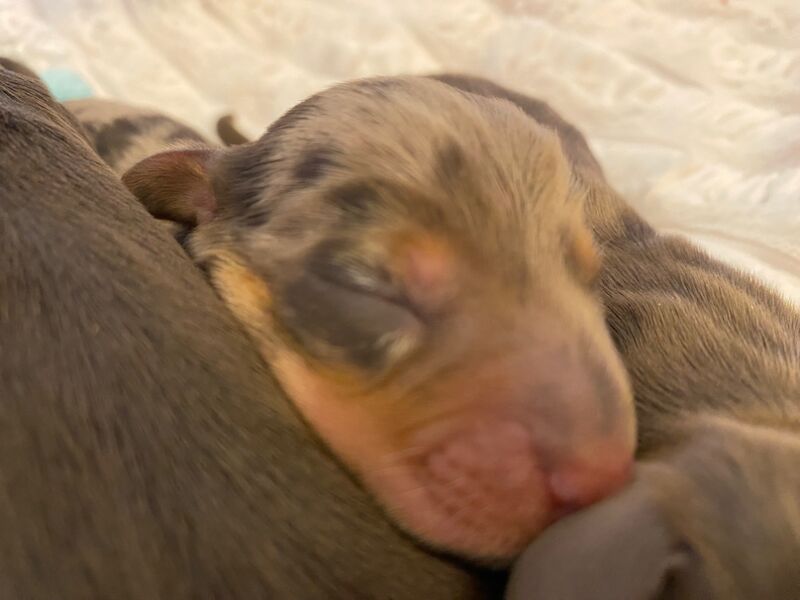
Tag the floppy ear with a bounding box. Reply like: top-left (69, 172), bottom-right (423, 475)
top-left (217, 114), bottom-right (251, 146)
top-left (505, 470), bottom-right (711, 600)
top-left (122, 148), bottom-right (219, 226)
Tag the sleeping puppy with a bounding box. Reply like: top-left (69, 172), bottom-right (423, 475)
top-left (65, 98), bottom-right (210, 175)
top-left (0, 63), bottom-right (510, 600)
top-left (427, 77), bottom-right (800, 598)
top-left (118, 76), bottom-right (637, 562)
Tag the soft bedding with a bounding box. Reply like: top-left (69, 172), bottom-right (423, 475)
top-left (3, 0), bottom-right (798, 302)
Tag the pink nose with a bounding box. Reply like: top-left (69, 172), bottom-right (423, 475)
top-left (548, 451), bottom-right (633, 510)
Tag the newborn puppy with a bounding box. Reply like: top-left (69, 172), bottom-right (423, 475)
top-left (1, 65), bottom-right (503, 600)
top-left (120, 76), bottom-right (636, 561)
top-left (432, 77), bottom-right (800, 598)
top-left (65, 98), bottom-right (210, 175)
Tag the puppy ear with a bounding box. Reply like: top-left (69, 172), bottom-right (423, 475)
top-left (122, 148), bottom-right (219, 226)
top-left (216, 114), bottom-right (251, 146)
top-left (505, 469), bottom-right (710, 600)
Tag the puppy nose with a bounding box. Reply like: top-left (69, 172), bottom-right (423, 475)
top-left (548, 449), bottom-right (633, 509)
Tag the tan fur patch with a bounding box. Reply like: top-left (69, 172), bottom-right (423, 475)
top-left (390, 231), bottom-right (459, 310)
top-left (570, 228), bottom-right (602, 286)
top-left (210, 250), bottom-right (273, 335)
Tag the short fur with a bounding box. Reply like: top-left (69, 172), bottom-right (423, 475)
top-left (66, 97), bottom-right (209, 174)
top-left (0, 67), bottom-right (502, 599)
top-left (120, 76), bottom-right (637, 561)
top-left (449, 77), bottom-right (800, 599)
top-left (189, 72), bottom-right (800, 597)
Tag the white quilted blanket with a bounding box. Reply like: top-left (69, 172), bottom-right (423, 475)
top-left (3, 0), bottom-right (799, 303)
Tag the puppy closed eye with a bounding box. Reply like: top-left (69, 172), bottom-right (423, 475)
top-left (277, 248), bottom-right (421, 372)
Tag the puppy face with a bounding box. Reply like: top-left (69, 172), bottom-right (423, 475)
top-left (123, 77), bottom-right (635, 561)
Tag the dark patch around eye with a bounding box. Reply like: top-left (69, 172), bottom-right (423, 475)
top-left (305, 238), bottom-right (356, 281)
top-left (277, 269), bottom-right (415, 371)
top-left (162, 123), bottom-right (206, 144)
top-left (304, 239), bottom-right (402, 306)
top-left (293, 145), bottom-right (338, 184)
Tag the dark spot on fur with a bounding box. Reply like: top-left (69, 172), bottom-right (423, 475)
top-left (293, 146), bottom-right (338, 185)
top-left (92, 117), bottom-right (140, 162)
top-left (436, 140), bottom-right (466, 182)
top-left (214, 141), bottom-right (280, 223)
top-left (328, 181), bottom-right (380, 220)
top-left (214, 96), bottom-right (322, 220)
top-left (127, 115), bottom-right (205, 142)
top-left (91, 115), bottom-right (199, 164)
top-left (172, 223), bottom-right (192, 248)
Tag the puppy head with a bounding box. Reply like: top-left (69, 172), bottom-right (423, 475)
top-left (123, 77), bottom-right (635, 561)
